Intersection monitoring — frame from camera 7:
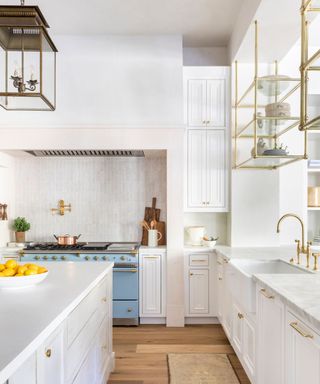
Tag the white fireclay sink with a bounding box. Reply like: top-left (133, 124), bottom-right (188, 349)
top-left (226, 259), bottom-right (311, 313)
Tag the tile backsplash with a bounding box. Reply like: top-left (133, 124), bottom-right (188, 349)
top-left (15, 156), bottom-right (166, 242)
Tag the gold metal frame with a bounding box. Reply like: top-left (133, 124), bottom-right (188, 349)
top-left (300, 0), bottom-right (320, 130)
top-left (0, 5), bottom-right (57, 111)
top-left (234, 21), bottom-right (307, 170)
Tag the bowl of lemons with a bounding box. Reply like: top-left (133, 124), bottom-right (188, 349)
top-left (0, 259), bottom-right (48, 288)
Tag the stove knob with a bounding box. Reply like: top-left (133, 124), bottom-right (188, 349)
top-left (43, 255), bottom-right (48, 260)
top-left (34, 255), bottom-right (40, 260)
top-left (102, 256), bottom-right (108, 261)
top-left (85, 256), bottom-right (90, 261)
top-left (94, 256), bottom-right (99, 261)
top-left (120, 256), bottom-right (126, 261)
top-left (61, 256), bottom-right (66, 261)
top-left (52, 256), bottom-right (57, 261)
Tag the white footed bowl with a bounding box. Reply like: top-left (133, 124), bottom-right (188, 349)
top-left (0, 272), bottom-right (49, 289)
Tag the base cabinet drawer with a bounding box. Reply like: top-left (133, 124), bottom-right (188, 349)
top-left (71, 345), bottom-right (96, 384)
top-left (113, 301), bottom-right (138, 319)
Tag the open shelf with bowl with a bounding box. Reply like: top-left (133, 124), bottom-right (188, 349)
top-left (234, 21), bottom-right (307, 170)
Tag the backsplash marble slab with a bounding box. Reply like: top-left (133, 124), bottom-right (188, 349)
top-left (14, 156), bottom-right (166, 242)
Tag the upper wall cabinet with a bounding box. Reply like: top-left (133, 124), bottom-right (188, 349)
top-left (184, 67), bottom-right (230, 212)
top-left (187, 79), bottom-right (226, 127)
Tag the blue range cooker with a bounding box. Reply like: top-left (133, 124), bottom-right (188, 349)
top-left (20, 242), bottom-right (140, 326)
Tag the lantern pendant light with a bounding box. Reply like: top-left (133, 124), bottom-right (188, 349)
top-left (0, 0), bottom-right (57, 111)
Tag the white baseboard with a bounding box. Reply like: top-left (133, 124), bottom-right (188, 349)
top-left (184, 317), bottom-right (220, 325)
top-left (140, 317), bottom-right (166, 325)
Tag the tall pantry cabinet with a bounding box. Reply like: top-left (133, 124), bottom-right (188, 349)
top-left (184, 67), bottom-right (230, 212)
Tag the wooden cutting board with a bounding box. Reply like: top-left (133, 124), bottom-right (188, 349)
top-left (156, 221), bottom-right (166, 246)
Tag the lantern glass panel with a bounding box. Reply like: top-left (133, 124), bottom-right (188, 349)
top-left (0, 26), bottom-right (56, 110)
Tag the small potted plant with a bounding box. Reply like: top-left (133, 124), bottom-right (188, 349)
top-left (12, 217), bottom-right (31, 243)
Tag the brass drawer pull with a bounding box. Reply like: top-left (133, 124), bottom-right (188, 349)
top-left (260, 288), bottom-right (274, 299)
top-left (114, 269), bottom-right (138, 273)
top-left (238, 313), bottom-right (244, 319)
top-left (193, 260), bottom-right (207, 262)
top-left (290, 322), bottom-right (314, 339)
top-left (143, 256), bottom-right (160, 259)
top-left (45, 349), bottom-right (52, 358)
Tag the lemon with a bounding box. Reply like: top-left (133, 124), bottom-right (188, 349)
top-left (37, 267), bottom-right (48, 274)
top-left (0, 264), bottom-right (5, 272)
top-left (0, 272), bottom-right (5, 277)
top-left (28, 264), bottom-right (39, 272)
top-left (5, 260), bottom-right (17, 269)
top-left (3, 268), bottom-right (15, 277)
top-left (17, 266), bottom-right (28, 274)
top-left (24, 269), bottom-right (37, 276)
top-left (15, 273), bottom-right (24, 277)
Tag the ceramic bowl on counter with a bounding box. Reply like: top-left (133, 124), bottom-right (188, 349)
top-left (0, 272), bottom-right (49, 289)
top-left (202, 239), bottom-right (217, 248)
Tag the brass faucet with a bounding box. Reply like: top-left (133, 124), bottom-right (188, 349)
top-left (276, 213), bottom-right (312, 267)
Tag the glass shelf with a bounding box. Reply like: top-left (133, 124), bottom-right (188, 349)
top-left (236, 117), bottom-right (300, 138)
top-left (236, 77), bottom-right (300, 108)
top-left (235, 155), bottom-right (306, 170)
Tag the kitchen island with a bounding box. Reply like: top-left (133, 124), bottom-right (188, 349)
top-left (0, 262), bottom-right (114, 384)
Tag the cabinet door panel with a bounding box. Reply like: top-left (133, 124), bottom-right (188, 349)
top-left (189, 269), bottom-right (209, 314)
top-left (257, 288), bottom-right (284, 384)
top-left (206, 79), bottom-right (225, 127)
top-left (187, 80), bottom-right (206, 127)
top-left (206, 130), bottom-right (226, 208)
top-left (286, 312), bottom-right (320, 384)
top-left (141, 254), bottom-right (161, 315)
top-left (187, 130), bottom-right (207, 208)
top-left (37, 326), bottom-right (64, 384)
top-left (232, 302), bottom-right (243, 355)
top-left (243, 317), bottom-right (255, 381)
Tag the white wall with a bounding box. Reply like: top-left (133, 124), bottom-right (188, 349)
top-left (183, 47), bottom-right (229, 66)
top-left (0, 35), bottom-right (183, 128)
top-left (13, 155), bottom-right (166, 243)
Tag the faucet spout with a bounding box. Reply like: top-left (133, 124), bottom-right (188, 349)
top-left (276, 213), bottom-right (306, 252)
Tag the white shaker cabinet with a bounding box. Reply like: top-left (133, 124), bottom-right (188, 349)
top-left (286, 311), bottom-right (320, 384)
top-left (184, 67), bottom-right (229, 213)
top-left (186, 78), bottom-right (226, 128)
top-left (139, 248), bottom-right (166, 323)
top-left (184, 250), bottom-right (216, 321)
top-left (186, 129), bottom-right (227, 211)
top-left (8, 355), bottom-right (37, 384)
top-left (257, 285), bottom-right (285, 384)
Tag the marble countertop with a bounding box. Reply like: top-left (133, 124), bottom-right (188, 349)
top-left (216, 245), bottom-right (320, 330)
top-left (0, 262), bottom-right (113, 383)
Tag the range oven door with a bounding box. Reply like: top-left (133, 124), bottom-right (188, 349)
top-left (113, 267), bottom-right (138, 300)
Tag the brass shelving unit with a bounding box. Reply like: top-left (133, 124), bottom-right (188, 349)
top-left (234, 21), bottom-right (307, 170)
top-left (300, 0), bottom-right (320, 130)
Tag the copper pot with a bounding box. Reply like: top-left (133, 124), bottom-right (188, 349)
top-left (53, 234), bottom-right (81, 245)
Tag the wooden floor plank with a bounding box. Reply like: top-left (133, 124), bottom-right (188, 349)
top-left (108, 324), bottom-right (250, 384)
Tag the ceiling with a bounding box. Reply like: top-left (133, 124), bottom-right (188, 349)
top-left (2, 0), bottom-right (243, 47)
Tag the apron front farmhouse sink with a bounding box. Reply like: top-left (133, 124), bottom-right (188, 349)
top-left (226, 259), bottom-right (311, 313)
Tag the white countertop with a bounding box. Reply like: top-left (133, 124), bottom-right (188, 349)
top-left (0, 262), bottom-right (113, 383)
top-left (216, 245), bottom-right (320, 330)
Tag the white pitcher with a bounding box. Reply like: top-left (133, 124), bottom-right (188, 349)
top-left (148, 229), bottom-right (162, 247)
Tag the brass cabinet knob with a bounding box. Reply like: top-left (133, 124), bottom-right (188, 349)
top-left (45, 349), bottom-right (52, 358)
top-left (102, 297), bottom-right (107, 303)
top-left (238, 313), bottom-right (244, 319)
top-left (218, 277), bottom-right (223, 281)
top-left (202, 120), bottom-right (206, 124)
top-left (127, 308), bottom-right (133, 313)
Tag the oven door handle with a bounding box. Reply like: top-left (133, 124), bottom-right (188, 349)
top-left (113, 268), bottom-right (138, 273)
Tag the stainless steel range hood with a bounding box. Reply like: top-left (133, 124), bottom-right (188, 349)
top-left (26, 150), bottom-right (145, 157)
